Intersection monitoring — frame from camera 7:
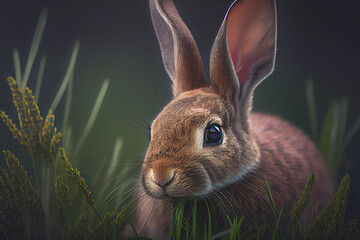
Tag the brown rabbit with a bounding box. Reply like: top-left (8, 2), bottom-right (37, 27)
top-left (133, 0), bottom-right (334, 238)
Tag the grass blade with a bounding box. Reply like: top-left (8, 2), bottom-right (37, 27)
top-left (338, 98), bottom-right (348, 145)
top-left (34, 55), bottom-right (47, 103)
top-left (344, 115), bottom-right (360, 147)
top-left (72, 79), bottom-right (110, 158)
top-left (61, 72), bottom-right (73, 140)
top-left (21, 8), bottom-right (47, 91)
top-left (204, 200), bottom-right (212, 239)
top-left (12, 49), bottom-right (22, 86)
top-left (272, 206), bottom-right (284, 240)
top-left (59, 148), bottom-right (103, 221)
top-left (49, 41), bottom-right (80, 112)
top-left (64, 125), bottom-right (72, 154)
top-left (305, 79), bottom-right (318, 141)
top-left (290, 173), bottom-right (316, 222)
top-left (211, 228), bottom-right (232, 240)
top-left (306, 174), bottom-right (350, 239)
top-left (264, 177), bottom-right (278, 218)
top-left (106, 137), bottom-right (123, 178)
top-left (255, 225), bottom-right (266, 240)
top-left (319, 101), bottom-right (340, 173)
top-left (192, 201), bottom-right (197, 240)
top-left (175, 202), bottom-right (184, 240)
top-left (334, 98), bottom-right (348, 171)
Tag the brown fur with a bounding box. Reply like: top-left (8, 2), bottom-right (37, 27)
top-left (135, 91), bottom-right (333, 239)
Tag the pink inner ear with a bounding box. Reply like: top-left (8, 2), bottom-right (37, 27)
top-left (228, 30), bottom-right (256, 86)
top-left (229, 47), bottom-right (259, 86)
top-left (226, 5), bottom-right (257, 87)
top-left (226, 0), bottom-right (274, 86)
top-left (230, 48), bottom-right (252, 86)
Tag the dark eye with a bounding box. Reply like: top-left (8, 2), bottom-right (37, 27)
top-left (204, 124), bottom-right (223, 146)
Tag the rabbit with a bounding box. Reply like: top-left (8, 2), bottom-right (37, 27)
top-left (132, 0), bottom-right (334, 239)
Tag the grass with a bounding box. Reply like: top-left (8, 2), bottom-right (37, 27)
top-left (71, 78), bottom-right (110, 159)
top-left (167, 174), bottom-right (359, 240)
top-left (48, 41), bottom-right (80, 113)
top-left (19, 8), bottom-right (47, 91)
top-left (0, 78), bottom-right (129, 239)
top-left (1, 9), bottom-right (132, 237)
top-left (305, 79), bottom-right (360, 180)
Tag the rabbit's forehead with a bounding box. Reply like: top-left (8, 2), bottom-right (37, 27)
top-left (152, 91), bottom-right (232, 128)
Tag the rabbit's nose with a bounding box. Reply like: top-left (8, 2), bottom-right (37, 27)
top-left (150, 168), bottom-right (175, 188)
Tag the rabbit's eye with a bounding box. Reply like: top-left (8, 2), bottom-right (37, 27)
top-left (204, 124), bottom-right (223, 146)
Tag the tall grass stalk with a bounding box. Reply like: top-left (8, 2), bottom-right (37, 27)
top-left (34, 55), bottom-right (47, 103)
top-left (49, 41), bottom-right (80, 112)
top-left (21, 8), bottom-right (47, 91)
top-left (92, 136), bottom-right (125, 207)
top-left (306, 80), bottom-right (360, 179)
top-left (72, 79), bottom-right (110, 159)
top-left (106, 137), bottom-right (123, 178)
top-left (12, 49), bottom-right (22, 86)
top-left (320, 101), bottom-right (341, 174)
top-left (62, 72), bottom-right (73, 152)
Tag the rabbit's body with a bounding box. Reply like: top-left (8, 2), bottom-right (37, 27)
top-left (133, 0), bottom-right (334, 238)
top-left (136, 110), bottom-right (333, 239)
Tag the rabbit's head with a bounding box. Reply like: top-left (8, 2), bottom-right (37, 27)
top-left (141, 0), bottom-right (276, 200)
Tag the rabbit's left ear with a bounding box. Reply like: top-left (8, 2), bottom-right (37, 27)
top-left (209, 0), bottom-right (276, 131)
top-left (150, 0), bottom-right (207, 97)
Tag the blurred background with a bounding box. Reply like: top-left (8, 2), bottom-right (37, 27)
top-left (0, 0), bottom-right (359, 222)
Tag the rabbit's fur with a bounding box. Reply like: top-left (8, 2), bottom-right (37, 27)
top-left (133, 0), bottom-right (334, 238)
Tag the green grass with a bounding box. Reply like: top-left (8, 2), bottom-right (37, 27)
top-left (305, 79), bottom-right (360, 180)
top-left (1, 9), bottom-right (132, 237)
top-left (166, 173), bottom-right (358, 240)
top-left (0, 78), bottom-right (130, 239)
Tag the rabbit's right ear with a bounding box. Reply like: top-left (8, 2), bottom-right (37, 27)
top-left (209, 0), bottom-right (276, 132)
top-left (149, 0), bottom-right (207, 97)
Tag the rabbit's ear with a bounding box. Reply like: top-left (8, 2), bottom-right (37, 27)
top-left (150, 0), bottom-right (207, 97)
top-left (209, 0), bottom-right (276, 131)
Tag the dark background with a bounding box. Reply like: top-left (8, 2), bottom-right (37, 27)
top-left (1, 0), bottom-right (359, 221)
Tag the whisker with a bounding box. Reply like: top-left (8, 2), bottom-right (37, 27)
top-left (117, 103), bottom-right (152, 128)
top-left (104, 181), bottom-right (137, 204)
top-left (136, 195), bottom-right (157, 234)
top-left (145, 76), bottom-right (163, 109)
top-left (119, 114), bottom-right (151, 136)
